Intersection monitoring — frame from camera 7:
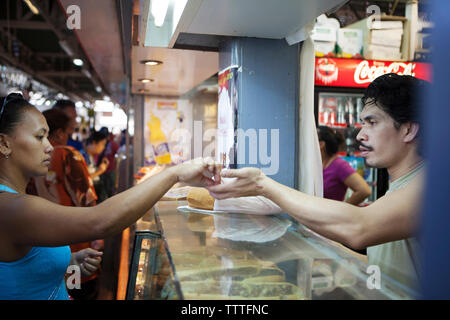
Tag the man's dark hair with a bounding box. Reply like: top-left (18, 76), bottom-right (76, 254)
top-left (42, 109), bottom-right (71, 137)
top-left (53, 99), bottom-right (76, 110)
top-left (362, 73), bottom-right (428, 129)
top-left (317, 126), bottom-right (345, 156)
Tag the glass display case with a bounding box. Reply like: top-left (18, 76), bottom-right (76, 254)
top-left (126, 200), bottom-right (418, 300)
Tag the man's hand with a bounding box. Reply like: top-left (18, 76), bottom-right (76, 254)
top-left (172, 158), bottom-right (222, 187)
top-left (207, 167), bottom-right (267, 199)
top-left (71, 248), bottom-right (103, 277)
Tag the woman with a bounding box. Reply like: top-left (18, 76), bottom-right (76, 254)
top-left (31, 108), bottom-right (103, 300)
top-left (318, 126), bottom-right (371, 205)
top-left (0, 93), bottom-right (219, 300)
top-left (85, 131), bottom-right (109, 181)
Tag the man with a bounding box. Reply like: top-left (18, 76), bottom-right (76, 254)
top-left (208, 73), bottom-right (428, 289)
top-left (53, 99), bottom-right (88, 161)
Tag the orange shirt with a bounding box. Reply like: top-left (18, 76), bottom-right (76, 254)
top-left (32, 145), bottom-right (100, 281)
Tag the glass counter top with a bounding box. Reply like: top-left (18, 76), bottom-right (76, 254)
top-left (141, 200), bottom-right (417, 300)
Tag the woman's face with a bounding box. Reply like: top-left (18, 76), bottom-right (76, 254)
top-left (5, 108), bottom-right (54, 177)
top-left (87, 139), bottom-right (107, 156)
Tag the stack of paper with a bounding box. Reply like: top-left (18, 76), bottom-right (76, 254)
top-left (366, 20), bottom-right (403, 60)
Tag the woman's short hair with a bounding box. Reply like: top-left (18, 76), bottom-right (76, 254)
top-left (42, 109), bottom-right (71, 137)
top-left (0, 94), bottom-right (35, 135)
top-left (86, 130), bottom-right (108, 145)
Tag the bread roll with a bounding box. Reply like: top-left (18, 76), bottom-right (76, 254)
top-left (180, 280), bottom-right (305, 300)
top-left (187, 187), bottom-right (215, 210)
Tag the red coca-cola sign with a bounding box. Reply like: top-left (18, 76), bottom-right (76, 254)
top-left (315, 57), bottom-right (432, 87)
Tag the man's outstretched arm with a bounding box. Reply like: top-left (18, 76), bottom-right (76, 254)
top-left (208, 168), bottom-right (424, 250)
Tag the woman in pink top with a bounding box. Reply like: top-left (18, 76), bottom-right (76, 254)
top-left (318, 126), bottom-right (371, 205)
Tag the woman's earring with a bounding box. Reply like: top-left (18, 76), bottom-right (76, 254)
top-left (5, 155), bottom-right (8, 159)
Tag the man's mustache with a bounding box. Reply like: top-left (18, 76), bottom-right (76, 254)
top-left (359, 143), bottom-right (374, 151)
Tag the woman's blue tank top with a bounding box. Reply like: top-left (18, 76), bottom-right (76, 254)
top-left (0, 184), bottom-right (71, 300)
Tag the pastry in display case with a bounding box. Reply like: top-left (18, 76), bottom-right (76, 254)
top-left (167, 280), bottom-right (305, 300)
top-left (127, 231), bottom-right (165, 300)
top-left (160, 254), bottom-right (305, 300)
top-left (125, 200), bottom-right (419, 300)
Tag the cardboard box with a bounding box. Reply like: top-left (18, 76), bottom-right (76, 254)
top-left (345, 15), bottom-right (409, 61)
top-left (336, 28), bottom-right (363, 58)
top-left (311, 26), bottom-right (337, 57)
top-left (371, 20), bottom-right (403, 30)
top-left (370, 29), bottom-right (403, 47)
top-left (313, 41), bottom-right (336, 57)
top-left (311, 26), bottom-right (337, 42)
top-left (365, 44), bottom-right (402, 61)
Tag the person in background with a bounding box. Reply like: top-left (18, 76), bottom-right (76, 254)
top-left (208, 74), bottom-right (428, 289)
top-left (29, 108), bottom-right (103, 300)
top-left (97, 127), bottom-right (119, 198)
top-left (0, 93), bottom-right (220, 299)
top-left (119, 129), bottom-right (127, 147)
top-left (318, 126), bottom-right (371, 205)
top-left (53, 100), bottom-right (88, 162)
top-left (84, 130), bottom-right (109, 203)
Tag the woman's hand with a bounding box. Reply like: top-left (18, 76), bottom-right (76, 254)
top-left (71, 248), bottom-right (103, 277)
top-left (90, 239), bottom-right (104, 251)
top-left (207, 167), bottom-right (268, 199)
top-left (97, 158), bottom-right (110, 175)
top-left (171, 158), bottom-right (222, 187)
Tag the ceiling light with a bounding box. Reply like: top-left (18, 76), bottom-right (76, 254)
top-left (139, 78), bottom-right (153, 83)
top-left (73, 58), bottom-right (84, 67)
top-left (82, 69), bottom-right (92, 79)
top-left (75, 101), bottom-right (83, 108)
top-left (23, 0), bottom-right (39, 15)
top-left (151, 0), bottom-right (169, 27)
top-left (59, 40), bottom-right (74, 57)
top-left (141, 60), bottom-right (163, 66)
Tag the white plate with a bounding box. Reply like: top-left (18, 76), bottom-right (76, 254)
top-left (177, 205), bottom-right (227, 215)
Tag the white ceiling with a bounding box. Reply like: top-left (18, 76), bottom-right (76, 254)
top-left (175, 0), bottom-right (348, 40)
top-left (67, 0), bottom-right (349, 100)
top-left (135, 0), bottom-right (348, 97)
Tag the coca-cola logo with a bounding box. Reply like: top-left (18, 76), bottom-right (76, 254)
top-left (354, 60), bottom-right (416, 84)
top-left (316, 58), bottom-right (338, 85)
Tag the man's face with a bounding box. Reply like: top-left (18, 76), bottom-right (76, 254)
top-left (63, 106), bottom-right (77, 137)
top-left (356, 102), bottom-right (406, 169)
